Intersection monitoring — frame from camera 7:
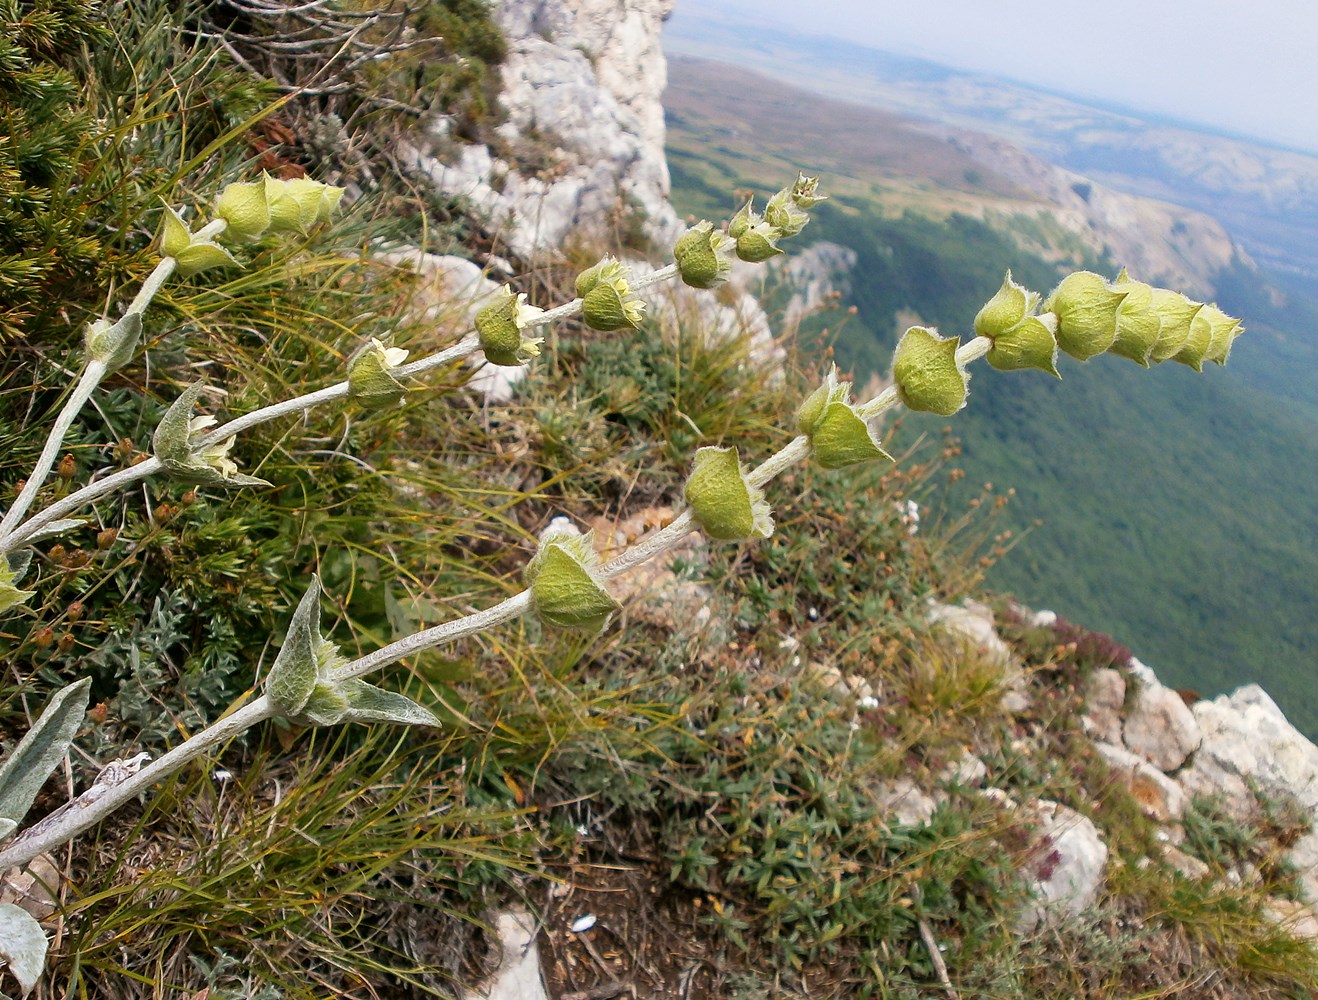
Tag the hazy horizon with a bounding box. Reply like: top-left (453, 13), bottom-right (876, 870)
top-left (669, 0), bottom-right (1318, 157)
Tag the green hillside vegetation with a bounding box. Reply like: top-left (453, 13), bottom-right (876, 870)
top-left (665, 59), bottom-right (1318, 735)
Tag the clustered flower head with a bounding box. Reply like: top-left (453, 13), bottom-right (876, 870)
top-left (347, 337), bottom-right (410, 408)
top-left (151, 383), bottom-right (270, 488)
top-left (156, 174), bottom-right (345, 276)
top-left (575, 257), bottom-right (646, 332)
top-left (523, 521), bottom-right (620, 631)
top-left (797, 365), bottom-right (894, 470)
top-left (214, 173), bottom-right (345, 241)
top-left (975, 268), bottom-right (1243, 372)
top-left (475, 285), bottom-right (546, 365)
top-left (672, 173), bottom-right (826, 288)
top-left (683, 446), bottom-right (774, 541)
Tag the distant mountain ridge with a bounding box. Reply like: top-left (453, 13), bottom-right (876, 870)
top-left (666, 55), bottom-right (1241, 297)
top-left (664, 9), bottom-right (1318, 283)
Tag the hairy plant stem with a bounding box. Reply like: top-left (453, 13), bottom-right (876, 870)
top-left (0, 264), bottom-right (680, 555)
top-left (0, 696), bottom-right (275, 870)
top-left (0, 252), bottom-right (183, 545)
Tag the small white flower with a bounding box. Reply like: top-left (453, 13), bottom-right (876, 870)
top-left (858, 695), bottom-right (880, 709)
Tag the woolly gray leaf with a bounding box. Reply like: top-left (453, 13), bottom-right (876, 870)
top-left (0, 678), bottom-right (91, 827)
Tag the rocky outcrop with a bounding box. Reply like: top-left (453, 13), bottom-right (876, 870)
top-left (399, 0), bottom-right (680, 260)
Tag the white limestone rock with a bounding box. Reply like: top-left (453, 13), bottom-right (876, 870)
top-left (1122, 675), bottom-right (1201, 773)
top-left (1179, 685), bottom-right (1318, 903)
top-left (1082, 668), bottom-right (1125, 746)
top-left (1016, 799), bottom-right (1109, 931)
top-left (401, 0), bottom-right (680, 260)
top-left (1094, 740), bottom-right (1188, 822)
top-left (462, 907), bottom-right (547, 1000)
top-left (874, 778), bottom-right (940, 828)
top-left (927, 599), bottom-right (1013, 672)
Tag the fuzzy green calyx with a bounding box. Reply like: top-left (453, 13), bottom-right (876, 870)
top-left (764, 184), bottom-right (811, 238)
top-left (525, 526), bottom-right (620, 631)
top-left (1107, 270), bottom-right (1161, 366)
top-left (214, 179), bottom-right (270, 241)
top-left (84, 313), bottom-right (142, 373)
top-left (892, 326), bottom-right (968, 415)
top-left (798, 367), bottom-right (893, 469)
top-left (790, 173), bottom-right (827, 210)
top-left (973, 272), bottom-right (1059, 375)
top-left (796, 366), bottom-right (852, 435)
top-left (684, 446), bottom-right (774, 541)
top-left (348, 337), bottom-right (409, 408)
top-left (974, 270), bottom-right (1037, 339)
top-left (266, 175), bottom-right (344, 234)
top-left (266, 577), bottom-right (328, 716)
top-left (1173, 309), bottom-right (1215, 371)
top-left (1200, 304), bottom-right (1244, 365)
top-left (812, 403), bottom-right (894, 470)
top-left (156, 204), bottom-right (239, 277)
top-left (729, 202), bottom-right (784, 263)
top-left (673, 221), bottom-right (731, 289)
top-left (1044, 271), bottom-right (1127, 360)
top-left (1147, 288), bottom-right (1203, 362)
top-left (475, 285), bottom-right (546, 365)
top-left (213, 174), bottom-right (345, 240)
top-left (987, 315), bottom-right (1061, 376)
top-left (577, 259), bottom-right (645, 331)
top-left (152, 383), bottom-right (270, 488)
top-left (575, 256), bottom-right (627, 297)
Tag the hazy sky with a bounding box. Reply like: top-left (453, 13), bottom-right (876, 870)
top-left (682, 0), bottom-right (1318, 154)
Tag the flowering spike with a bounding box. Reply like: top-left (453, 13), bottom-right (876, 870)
top-left (347, 337), bottom-right (409, 408)
top-left (892, 327), bottom-right (968, 415)
top-left (683, 446), bottom-right (774, 541)
top-left (524, 525), bottom-right (620, 631)
top-left (1044, 271), bottom-right (1127, 360)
